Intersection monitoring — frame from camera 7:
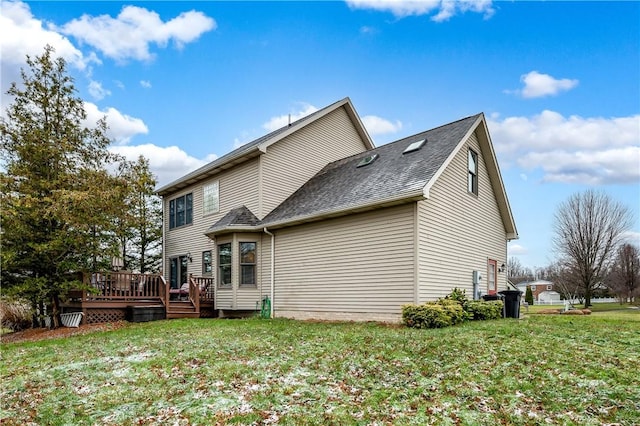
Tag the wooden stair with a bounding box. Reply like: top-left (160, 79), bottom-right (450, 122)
top-left (166, 300), bottom-right (200, 319)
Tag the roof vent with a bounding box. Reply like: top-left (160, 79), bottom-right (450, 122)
top-left (357, 153), bottom-right (379, 168)
top-left (403, 139), bottom-right (426, 154)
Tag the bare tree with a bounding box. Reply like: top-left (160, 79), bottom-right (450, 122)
top-left (507, 256), bottom-right (534, 283)
top-left (606, 244), bottom-right (640, 303)
top-left (548, 260), bottom-right (583, 305)
top-left (552, 190), bottom-right (632, 307)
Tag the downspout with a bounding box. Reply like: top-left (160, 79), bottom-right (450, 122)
top-left (263, 227), bottom-right (275, 319)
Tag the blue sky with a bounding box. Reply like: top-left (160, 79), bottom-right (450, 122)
top-left (1, 0), bottom-right (639, 271)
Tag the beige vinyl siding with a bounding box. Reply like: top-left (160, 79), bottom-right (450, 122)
top-left (259, 106), bottom-right (368, 217)
top-left (164, 158), bottom-right (260, 285)
top-left (273, 204), bottom-right (416, 315)
top-left (417, 131), bottom-right (507, 302)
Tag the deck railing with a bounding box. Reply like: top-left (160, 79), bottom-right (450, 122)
top-left (186, 275), bottom-right (215, 312)
top-left (68, 272), bottom-right (214, 309)
top-left (72, 272), bottom-right (166, 303)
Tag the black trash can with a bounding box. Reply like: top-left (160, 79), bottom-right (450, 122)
top-left (481, 294), bottom-right (501, 302)
top-left (499, 290), bottom-right (522, 318)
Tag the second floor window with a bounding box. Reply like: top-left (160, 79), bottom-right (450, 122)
top-left (203, 181), bottom-right (219, 215)
top-left (169, 193), bottom-right (193, 229)
top-left (468, 149), bottom-right (478, 195)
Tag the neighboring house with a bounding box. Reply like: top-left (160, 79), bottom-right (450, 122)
top-left (516, 280), bottom-right (558, 302)
top-left (538, 290), bottom-right (561, 304)
top-left (157, 97), bottom-right (518, 322)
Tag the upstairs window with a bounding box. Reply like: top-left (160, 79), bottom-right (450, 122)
top-left (169, 193), bottom-right (193, 229)
top-left (468, 149), bottom-right (478, 195)
top-left (203, 181), bottom-right (219, 215)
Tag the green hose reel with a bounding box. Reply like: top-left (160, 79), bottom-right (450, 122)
top-left (260, 296), bottom-right (271, 319)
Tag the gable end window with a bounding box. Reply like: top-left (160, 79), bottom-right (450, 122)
top-left (203, 181), bottom-right (219, 215)
top-left (468, 149), bottom-right (478, 195)
top-left (169, 193), bottom-right (193, 229)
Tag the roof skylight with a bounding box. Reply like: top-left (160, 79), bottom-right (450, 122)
top-left (403, 139), bottom-right (426, 154)
top-left (357, 153), bottom-right (379, 168)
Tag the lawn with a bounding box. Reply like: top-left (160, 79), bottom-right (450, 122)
top-left (1, 311), bottom-right (639, 425)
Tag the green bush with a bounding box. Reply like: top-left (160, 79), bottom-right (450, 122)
top-left (438, 299), bottom-right (470, 324)
top-left (444, 287), bottom-right (468, 305)
top-left (402, 303), bottom-right (449, 329)
top-left (466, 300), bottom-right (504, 320)
top-left (403, 288), bottom-right (505, 329)
top-left (402, 301), bottom-right (468, 329)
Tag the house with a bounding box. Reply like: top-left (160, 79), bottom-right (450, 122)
top-left (516, 279), bottom-right (561, 303)
top-left (157, 97), bottom-right (518, 322)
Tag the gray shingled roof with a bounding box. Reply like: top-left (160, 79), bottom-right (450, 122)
top-left (206, 205), bottom-right (261, 235)
top-left (261, 114), bottom-right (481, 227)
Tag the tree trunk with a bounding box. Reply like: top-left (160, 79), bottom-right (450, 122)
top-left (51, 294), bottom-right (62, 329)
top-left (30, 298), bottom-right (40, 328)
top-left (584, 288), bottom-right (592, 308)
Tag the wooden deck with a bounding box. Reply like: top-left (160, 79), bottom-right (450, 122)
top-left (63, 273), bottom-right (216, 324)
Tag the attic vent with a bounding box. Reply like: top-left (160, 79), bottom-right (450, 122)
top-left (357, 153), bottom-right (379, 168)
top-left (403, 139), bottom-right (426, 154)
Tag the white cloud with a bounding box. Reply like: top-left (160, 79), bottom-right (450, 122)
top-left (0, 0), bottom-right (93, 71)
top-left (360, 25), bottom-right (378, 35)
top-left (0, 0), bottom-right (99, 112)
top-left (519, 147), bottom-right (640, 185)
top-left (263, 103), bottom-right (319, 132)
top-left (621, 230), bottom-right (640, 246)
top-left (512, 71), bottom-right (579, 99)
top-left (361, 115), bottom-right (403, 136)
top-left (88, 80), bottom-right (110, 100)
top-left (59, 6), bottom-right (216, 62)
top-left (508, 243), bottom-right (528, 255)
top-left (84, 102), bottom-right (148, 144)
top-left (140, 80), bottom-right (152, 88)
top-left (346, 0), bottom-right (495, 21)
top-left (109, 143), bottom-right (217, 188)
top-left (488, 111), bottom-right (640, 185)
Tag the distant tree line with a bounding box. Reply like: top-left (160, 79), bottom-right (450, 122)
top-left (0, 46), bottom-right (162, 327)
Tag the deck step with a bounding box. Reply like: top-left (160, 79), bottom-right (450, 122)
top-left (166, 311), bottom-right (201, 319)
top-left (166, 299), bottom-right (199, 319)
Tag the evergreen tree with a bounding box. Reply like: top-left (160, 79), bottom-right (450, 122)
top-left (118, 156), bottom-right (163, 273)
top-left (525, 285), bottom-right (534, 305)
top-left (0, 46), bottom-right (122, 327)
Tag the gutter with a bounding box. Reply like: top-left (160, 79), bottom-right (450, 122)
top-left (263, 227), bottom-right (275, 319)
